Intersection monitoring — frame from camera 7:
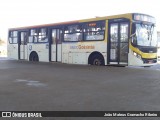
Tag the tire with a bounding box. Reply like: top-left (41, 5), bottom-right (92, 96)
top-left (29, 52), bottom-right (39, 62)
top-left (91, 55), bottom-right (104, 66)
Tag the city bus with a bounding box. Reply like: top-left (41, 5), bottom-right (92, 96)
top-left (157, 31), bottom-right (160, 63)
top-left (8, 13), bottom-right (157, 66)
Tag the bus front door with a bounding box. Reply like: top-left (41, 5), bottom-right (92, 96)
top-left (51, 29), bottom-right (62, 62)
top-left (19, 32), bottom-right (28, 60)
top-left (108, 19), bottom-right (129, 66)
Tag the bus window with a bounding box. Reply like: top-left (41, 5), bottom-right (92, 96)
top-left (29, 29), bottom-right (38, 43)
top-left (29, 28), bottom-right (48, 43)
top-left (13, 38), bottom-right (18, 43)
top-left (9, 31), bottom-right (18, 44)
top-left (52, 29), bottom-right (56, 44)
top-left (84, 21), bottom-right (105, 41)
top-left (57, 29), bottom-right (62, 44)
top-left (28, 36), bottom-right (33, 43)
top-left (64, 24), bottom-right (82, 42)
top-left (120, 23), bottom-right (128, 42)
top-left (20, 32), bottom-right (28, 45)
top-left (9, 38), bottom-right (12, 43)
top-left (38, 28), bottom-right (48, 43)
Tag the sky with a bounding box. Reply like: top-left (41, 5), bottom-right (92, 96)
top-left (0, 0), bottom-right (160, 41)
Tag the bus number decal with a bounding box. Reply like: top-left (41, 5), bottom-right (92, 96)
top-left (29, 45), bottom-right (32, 51)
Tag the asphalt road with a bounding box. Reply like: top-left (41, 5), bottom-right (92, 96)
top-left (0, 57), bottom-right (160, 120)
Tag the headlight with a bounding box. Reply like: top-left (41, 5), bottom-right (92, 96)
top-left (133, 52), bottom-right (142, 59)
top-left (133, 52), bottom-right (137, 56)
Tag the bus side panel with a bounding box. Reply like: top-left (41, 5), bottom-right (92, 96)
top-left (28, 43), bottom-right (49, 62)
top-left (62, 52), bottom-right (89, 65)
top-left (72, 53), bottom-right (87, 64)
top-left (62, 41), bottom-right (107, 65)
top-left (7, 44), bottom-right (19, 60)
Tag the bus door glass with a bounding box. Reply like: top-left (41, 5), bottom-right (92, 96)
top-left (51, 29), bottom-right (62, 62)
top-left (19, 32), bottom-right (28, 60)
top-left (108, 20), bottom-right (129, 65)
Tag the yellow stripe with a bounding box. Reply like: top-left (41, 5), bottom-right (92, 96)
top-left (79, 13), bottom-right (132, 23)
top-left (130, 44), bottom-right (157, 59)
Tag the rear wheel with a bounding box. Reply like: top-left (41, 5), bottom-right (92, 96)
top-left (29, 52), bottom-right (39, 62)
top-left (91, 55), bottom-right (104, 66)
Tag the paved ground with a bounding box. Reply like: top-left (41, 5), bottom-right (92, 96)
top-left (0, 57), bottom-right (160, 120)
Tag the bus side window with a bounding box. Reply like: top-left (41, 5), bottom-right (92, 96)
top-left (9, 31), bottom-right (13, 43)
top-left (84, 21), bottom-right (105, 41)
top-left (28, 36), bottom-right (33, 43)
top-left (30, 29), bottom-right (39, 43)
top-left (13, 38), bottom-right (18, 43)
top-left (9, 31), bottom-right (18, 44)
top-left (9, 38), bottom-right (12, 43)
top-left (64, 25), bottom-right (82, 42)
top-left (34, 36), bottom-right (38, 42)
top-left (38, 28), bottom-right (48, 43)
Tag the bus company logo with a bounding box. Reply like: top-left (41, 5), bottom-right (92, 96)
top-left (1, 112), bottom-right (42, 118)
top-left (2, 112), bottom-right (11, 117)
top-left (70, 45), bottom-right (95, 49)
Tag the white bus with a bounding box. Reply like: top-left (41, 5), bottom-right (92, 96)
top-left (157, 31), bottom-right (160, 63)
top-left (8, 13), bottom-right (157, 66)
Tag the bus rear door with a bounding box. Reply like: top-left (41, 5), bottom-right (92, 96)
top-left (108, 18), bottom-right (129, 66)
top-left (19, 31), bottom-right (28, 60)
top-left (50, 29), bottom-right (62, 62)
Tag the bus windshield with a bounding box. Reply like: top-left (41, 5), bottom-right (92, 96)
top-left (135, 23), bottom-right (157, 47)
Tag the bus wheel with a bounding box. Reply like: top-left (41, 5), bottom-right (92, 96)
top-left (29, 52), bottom-right (39, 62)
top-left (32, 54), bottom-right (39, 61)
top-left (91, 55), bottom-right (104, 66)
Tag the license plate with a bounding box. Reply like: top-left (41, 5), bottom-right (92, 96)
top-left (148, 60), bottom-right (153, 63)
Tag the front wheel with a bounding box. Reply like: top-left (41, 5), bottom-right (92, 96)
top-left (91, 55), bottom-right (104, 66)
